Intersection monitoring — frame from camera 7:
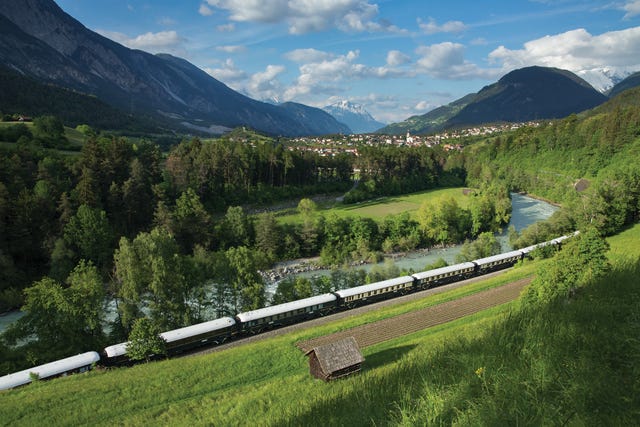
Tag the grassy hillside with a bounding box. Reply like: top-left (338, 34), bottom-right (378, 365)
top-left (1, 225), bottom-right (638, 425)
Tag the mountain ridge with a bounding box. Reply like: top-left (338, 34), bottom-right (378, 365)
top-left (0, 0), bottom-right (349, 137)
top-left (380, 66), bottom-right (608, 134)
top-left (322, 101), bottom-right (386, 134)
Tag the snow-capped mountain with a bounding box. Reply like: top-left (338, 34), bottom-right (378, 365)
top-left (577, 67), bottom-right (636, 94)
top-left (323, 101), bottom-right (386, 134)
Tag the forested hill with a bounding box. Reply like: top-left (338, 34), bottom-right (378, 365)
top-left (461, 86), bottom-right (640, 239)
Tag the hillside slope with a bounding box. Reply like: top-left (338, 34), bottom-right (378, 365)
top-left (0, 228), bottom-right (638, 425)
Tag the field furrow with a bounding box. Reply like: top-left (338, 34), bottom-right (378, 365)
top-left (296, 278), bottom-right (531, 352)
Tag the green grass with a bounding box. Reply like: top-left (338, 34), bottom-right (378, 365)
top-left (606, 222), bottom-right (640, 261)
top-left (1, 225), bottom-right (638, 425)
top-left (277, 187), bottom-right (469, 224)
top-left (0, 122), bottom-right (85, 151)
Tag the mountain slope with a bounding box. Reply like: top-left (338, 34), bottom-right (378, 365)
top-left (447, 66), bottom-right (608, 126)
top-left (322, 101), bottom-right (384, 134)
top-left (0, 0), bottom-right (347, 137)
top-left (377, 93), bottom-right (475, 135)
top-left (607, 71), bottom-right (640, 98)
top-left (381, 66), bottom-right (609, 135)
top-left (0, 65), bottom-right (163, 132)
top-left (279, 102), bottom-right (351, 135)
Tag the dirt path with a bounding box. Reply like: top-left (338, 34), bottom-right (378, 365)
top-left (296, 277), bottom-right (531, 352)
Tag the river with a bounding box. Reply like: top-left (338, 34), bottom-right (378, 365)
top-left (0, 193), bottom-right (557, 333)
top-left (265, 193), bottom-right (558, 292)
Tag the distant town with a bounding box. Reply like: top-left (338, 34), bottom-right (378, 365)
top-left (288, 121), bottom-right (542, 156)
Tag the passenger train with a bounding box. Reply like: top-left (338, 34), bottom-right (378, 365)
top-left (0, 233), bottom-right (576, 391)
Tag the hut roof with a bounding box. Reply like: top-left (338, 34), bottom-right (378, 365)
top-left (305, 336), bottom-right (364, 376)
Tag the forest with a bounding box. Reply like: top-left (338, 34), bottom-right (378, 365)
top-left (1, 87), bottom-right (640, 374)
top-left (0, 117), bottom-right (512, 372)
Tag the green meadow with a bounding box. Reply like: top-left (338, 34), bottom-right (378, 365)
top-left (276, 187), bottom-right (469, 224)
top-left (1, 224), bottom-right (638, 425)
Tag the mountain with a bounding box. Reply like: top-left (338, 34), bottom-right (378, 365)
top-left (448, 66), bottom-right (608, 126)
top-left (279, 102), bottom-right (351, 135)
top-left (0, 64), bottom-right (163, 132)
top-left (377, 94), bottom-right (475, 135)
top-left (0, 0), bottom-right (348, 137)
top-left (607, 71), bottom-right (640, 98)
top-left (322, 101), bottom-right (385, 134)
top-left (576, 67), bottom-right (633, 93)
top-left (382, 66), bottom-right (609, 135)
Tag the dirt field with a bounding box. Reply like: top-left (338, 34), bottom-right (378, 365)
top-left (296, 278), bottom-right (531, 352)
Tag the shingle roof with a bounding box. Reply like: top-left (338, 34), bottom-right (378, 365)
top-left (305, 336), bottom-right (364, 374)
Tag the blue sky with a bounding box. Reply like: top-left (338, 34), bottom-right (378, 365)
top-left (55, 0), bottom-right (640, 123)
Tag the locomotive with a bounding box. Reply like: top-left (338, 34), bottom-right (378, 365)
top-left (0, 233), bottom-right (575, 391)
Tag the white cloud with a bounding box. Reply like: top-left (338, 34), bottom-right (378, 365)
top-left (418, 17), bottom-right (466, 35)
top-left (386, 50), bottom-right (410, 66)
top-left (285, 48), bottom-right (334, 63)
top-left (623, 1), bottom-right (640, 18)
top-left (415, 42), bottom-right (496, 80)
top-left (470, 37), bottom-right (488, 46)
top-left (204, 0), bottom-right (398, 34)
top-left (204, 59), bottom-right (247, 87)
top-left (488, 27), bottom-right (640, 73)
top-left (98, 30), bottom-right (186, 54)
top-left (414, 100), bottom-right (432, 111)
top-left (283, 49), bottom-right (410, 101)
top-left (199, 4), bottom-right (214, 16)
top-left (216, 45), bottom-right (246, 53)
top-left (217, 23), bottom-right (235, 32)
top-left (246, 65), bottom-right (286, 100)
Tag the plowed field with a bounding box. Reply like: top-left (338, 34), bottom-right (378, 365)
top-left (296, 278), bottom-right (530, 352)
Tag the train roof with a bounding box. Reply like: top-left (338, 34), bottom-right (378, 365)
top-left (104, 341), bottom-right (128, 358)
top-left (334, 276), bottom-right (414, 299)
top-left (160, 317), bottom-right (236, 343)
top-left (236, 293), bottom-right (337, 323)
top-left (104, 317), bottom-right (236, 358)
top-left (0, 351), bottom-right (100, 391)
top-left (473, 250), bottom-right (524, 266)
top-left (520, 243), bottom-right (545, 254)
top-left (412, 262), bottom-right (476, 281)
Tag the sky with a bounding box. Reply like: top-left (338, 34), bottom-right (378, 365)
top-left (54, 0), bottom-right (640, 124)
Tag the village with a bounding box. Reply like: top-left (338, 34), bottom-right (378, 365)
top-left (288, 121), bottom-right (541, 156)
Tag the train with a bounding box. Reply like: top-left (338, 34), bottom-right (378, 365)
top-left (0, 232), bottom-right (576, 391)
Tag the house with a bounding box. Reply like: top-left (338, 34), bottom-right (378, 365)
top-left (305, 336), bottom-right (364, 381)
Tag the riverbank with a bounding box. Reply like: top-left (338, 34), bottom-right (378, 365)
top-left (260, 193), bottom-right (557, 290)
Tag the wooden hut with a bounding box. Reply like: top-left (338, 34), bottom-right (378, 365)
top-left (305, 336), bottom-right (364, 381)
